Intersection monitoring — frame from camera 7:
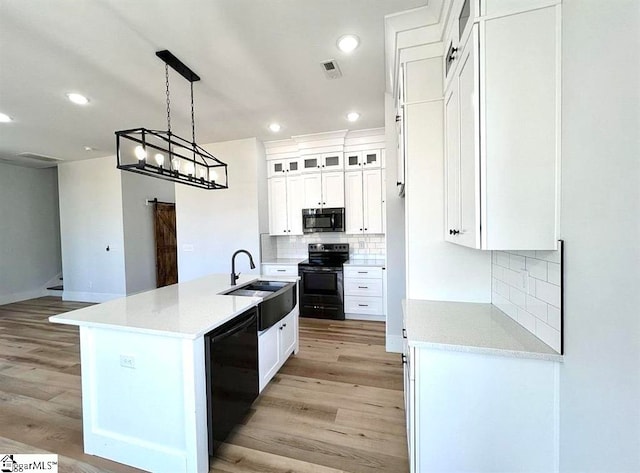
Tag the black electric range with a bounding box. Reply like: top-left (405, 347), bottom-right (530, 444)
top-left (298, 243), bottom-right (349, 320)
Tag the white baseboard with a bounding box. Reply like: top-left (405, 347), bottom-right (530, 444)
top-left (0, 289), bottom-right (47, 306)
top-left (63, 291), bottom-right (124, 303)
top-left (386, 334), bottom-right (403, 353)
top-left (345, 313), bottom-right (385, 322)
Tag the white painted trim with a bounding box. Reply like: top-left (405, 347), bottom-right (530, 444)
top-left (386, 334), bottom-right (403, 353)
top-left (0, 289), bottom-right (46, 306)
top-left (63, 291), bottom-right (124, 303)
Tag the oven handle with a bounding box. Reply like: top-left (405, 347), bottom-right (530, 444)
top-left (300, 267), bottom-right (343, 273)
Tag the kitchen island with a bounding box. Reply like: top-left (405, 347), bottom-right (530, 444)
top-left (49, 274), bottom-right (295, 473)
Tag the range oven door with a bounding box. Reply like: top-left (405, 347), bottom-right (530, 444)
top-left (298, 266), bottom-right (344, 320)
top-left (302, 208), bottom-right (345, 233)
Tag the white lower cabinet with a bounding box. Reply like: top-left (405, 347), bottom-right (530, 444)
top-left (404, 342), bottom-right (559, 473)
top-left (261, 264), bottom-right (298, 277)
top-left (258, 309), bottom-right (298, 392)
top-left (344, 266), bottom-right (385, 320)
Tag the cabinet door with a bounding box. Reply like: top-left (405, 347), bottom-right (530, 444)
top-left (268, 177), bottom-right (288, 235)
top-left (344, 151), bottom-right (362, 170)
top-left (258, 324), bottom-right (280, 392)
top-left (457, 25), bottom-right (480, 249)
top-left (444, 83), bottom-right (461, 242)
top-left (321, 152), bottom-right (343, 171)
top-left (362, 169), bottom-right (383, 234)
top-left (301, 173), bottom-right (322, 208)
top-left (362, 150), bottom-right (382, 169)
top-left (267, 159), bottom-right (287, 178)
top-left (302, 155), bottom-right (321, 172)
top-left (322, 171), bottom-right (345, 208)
top-left (287, 175), bottom-right (304, 235)
top-left (344, 171), bottom-right (363, 234)
top-left (279, 312), bottom-right (296, 358)
top-left (286, 157), bottom-right (303, 175)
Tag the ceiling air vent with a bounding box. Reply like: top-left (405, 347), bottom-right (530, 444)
top-left (321, 59), bottom-right (342, 79)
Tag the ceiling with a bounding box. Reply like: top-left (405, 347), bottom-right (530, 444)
top-left (0, 0), bottom-right (427, 167)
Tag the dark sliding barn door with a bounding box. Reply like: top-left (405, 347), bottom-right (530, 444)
top-left (153, 202), bottom-right (178, 287)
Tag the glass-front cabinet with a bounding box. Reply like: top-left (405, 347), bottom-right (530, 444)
top-left (344, 149), bottom-right (382, 170)
top-left (267, 157), bottom-right (302, 177)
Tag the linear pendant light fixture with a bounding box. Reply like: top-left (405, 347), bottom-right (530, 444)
top-left (115, 50), bottom-right (228, 190)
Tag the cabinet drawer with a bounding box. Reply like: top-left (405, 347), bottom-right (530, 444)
top-left (344, 296), bottom-right (384, 315)
top-left (345, 278), bottom-right (383, 297)
top-left (344, 266), bottom-right (383, 279)
top-left (262, 264), bottom-right (298, 277)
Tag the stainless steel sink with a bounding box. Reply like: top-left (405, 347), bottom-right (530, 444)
top-left (220, 280), bottom-right (297, 331)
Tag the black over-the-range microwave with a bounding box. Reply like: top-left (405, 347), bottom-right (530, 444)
top-left (302, 208), bottom-right (345, 233)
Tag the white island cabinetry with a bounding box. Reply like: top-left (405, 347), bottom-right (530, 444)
top-left (49, 274), bottom-right (299, 473)
top-left (258, 309), bottom-right (298, 391)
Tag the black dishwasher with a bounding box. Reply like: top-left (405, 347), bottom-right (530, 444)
top-left (205, 307), bottom-right (258, 457)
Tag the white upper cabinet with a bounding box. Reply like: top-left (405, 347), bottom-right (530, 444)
top-left (444, 0), bottom-right (561, 250)
top-left (321, 152), bottom-right (344, 171)
top-left (344, 150), bottom-right (382, 170)
top-left (345, 169), bottom-right (383, 234)
top-left (267, 157), bottom-right (302, 178)
top-left (322, 171), bottom-right (345, 208)
top-left (268, 175), bottom-right (304, 235)
top-left (301, 155), bottom-right (321, 172)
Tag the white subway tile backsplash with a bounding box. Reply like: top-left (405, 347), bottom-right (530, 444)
top-left (536, 320), bottom-right (561, 353)
top-left (547, 305), bottom-right (561, 330)
top-left (536, 279), bottom-right (561, 308)
top-left (497, 252), bottom-right (510, 268)
top-left (526, 294), bottom-right (548, 321)
top-left (517, 309), bottom-right (537, 334)
top-left (509, 254), bottom-right (526, 271)
top-left (274, 234), bottom-right (386, 260)
top-left (526, 257), bottom-right (548, 281)
top-left (492, 293), bottom-right (518, 321)
top-left (509, 287), bottom-right (527, 309)
top-left (547, 262), bottom-right (561, 285)
top-left (491, 244), bottom-right (562, 353)
top-left (492, 263), bottom-right (505, 282)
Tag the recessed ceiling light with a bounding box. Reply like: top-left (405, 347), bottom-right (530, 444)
top-left (67, 93), bottom-right (89, 105)
top-left (0, 112), bottom-right (13, 123)
top-left (269, 123), bottom-right (282, 132)
top-left (346, 112), bottom-right (360, 122)
top-left (337, 35), bottom-right (360, 53)
top-left (84, 146), bottom-right (95, 151)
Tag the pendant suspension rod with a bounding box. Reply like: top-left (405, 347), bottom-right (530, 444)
top-left (190, 81), bottom-right (196, 145)
top-left (165, 64), bottom-right (171, 134)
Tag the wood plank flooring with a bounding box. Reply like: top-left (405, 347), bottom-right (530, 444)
top-left (0, 297), bottom-right (408, 472)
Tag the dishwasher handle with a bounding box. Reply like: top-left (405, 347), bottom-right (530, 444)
top-left (209, 311), bottom-right (257, 344)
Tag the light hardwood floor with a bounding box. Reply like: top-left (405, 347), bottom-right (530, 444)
top-left (0, 297), bottom-right (408, 473)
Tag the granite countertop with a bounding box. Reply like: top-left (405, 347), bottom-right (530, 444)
top-left (344, 258), bottom-right (386, 267)
top-left (403, 299), bottom-right (562, 362)
top-left (49, 274), bottom-right (296, 340)
top-left (261, 258), bottom-right (306, 265)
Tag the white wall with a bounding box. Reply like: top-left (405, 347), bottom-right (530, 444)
top-left (176, 138), bottom-right (264, 281)
top-left (0, 163), bottom-right (62, 304)
top-left (404, 55), bottom-right (491, 303)
top-left (384, 92), bottom-right (406, 352)
top-left (559, 1), bottom-right (640, 471)
top-left (58, 156), bottom-right (126, 302)
top-left (121, 172), bottom-right (175, 295)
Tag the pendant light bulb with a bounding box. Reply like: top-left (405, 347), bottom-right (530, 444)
top-left (134, 145), bottom-right (147, 161)
top-left (172, 158), bottom-right (181, 172)
top-left (155, 153), bottom-right (165, 167)
top-left (185, 163), bottom-right (195, 176)
top-left (211, 170), bottom-right (218, 182)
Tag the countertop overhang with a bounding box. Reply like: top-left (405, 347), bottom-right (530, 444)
top-left (49, 274), bottom-right (297, 339)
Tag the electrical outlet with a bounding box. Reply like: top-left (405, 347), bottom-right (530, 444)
top-left (120, 355), bottom-right (136, 369)
top-left (522, 270), bottom-right (530, 292)
top-left (359, 241), bottom-right (365, 249)
top-left (88, 281), bottom-right (93, 289)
